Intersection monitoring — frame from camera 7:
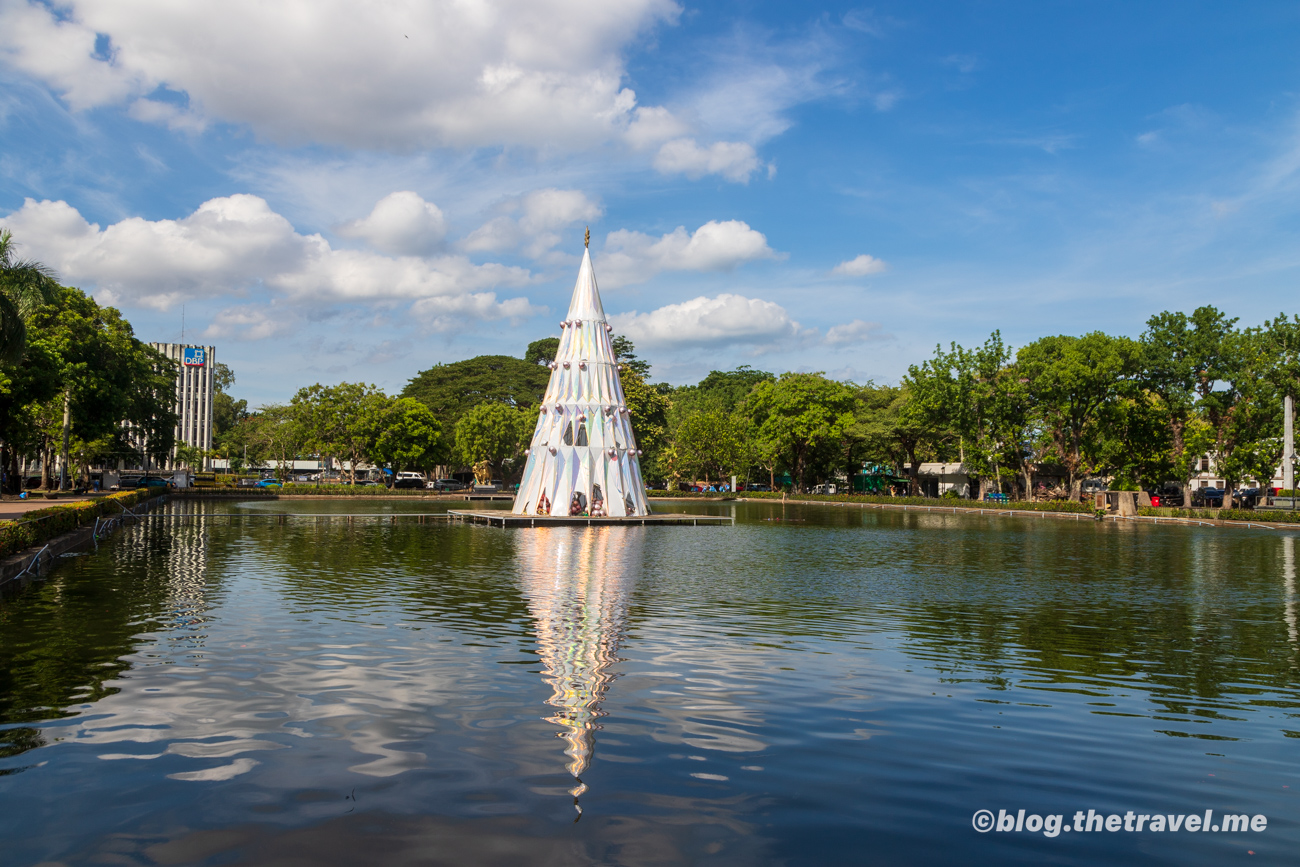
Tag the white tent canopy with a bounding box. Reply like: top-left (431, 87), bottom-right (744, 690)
top-left (512, 246), bottom-right (651, 517)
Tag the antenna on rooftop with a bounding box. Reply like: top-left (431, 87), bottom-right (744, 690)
top-left (181, 305), bottom-right (185, 343)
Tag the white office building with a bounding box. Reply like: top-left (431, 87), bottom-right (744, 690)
top-left (150, 343), bottom-right (216, 469)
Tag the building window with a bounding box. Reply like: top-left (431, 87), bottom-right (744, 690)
top-left (1200, 456), bottom-right (1210, 472)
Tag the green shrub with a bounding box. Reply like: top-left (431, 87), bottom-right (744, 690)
top-left (277, 484), bottom-right (434, 496)
top-left (648, 489), bottom-right (1091, 514)
top-left (1138, 506), bottom-right (1300, 524)
top-left (0, 489), bottom-right (165, 559)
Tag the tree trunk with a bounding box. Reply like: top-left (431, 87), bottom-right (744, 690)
top-left (41, 440), bottom-right (52, 490)
top-left (906, 446), bottom-right (920, 496)
top-left (60, 391), bottom-right (71, 491)
top-left (1022, 464), bottom-right (1033, 500)
top-left (7, 448), bottom-right (20, 495)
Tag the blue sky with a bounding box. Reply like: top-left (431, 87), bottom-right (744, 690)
top-left (2, 1), bottom-right (1298, 407)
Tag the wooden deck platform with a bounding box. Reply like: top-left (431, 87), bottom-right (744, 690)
top-left (447, 510), bottom-right (733, 527)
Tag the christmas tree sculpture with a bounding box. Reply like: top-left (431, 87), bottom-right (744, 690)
top-left (513, 233), bottom-right (651, 518)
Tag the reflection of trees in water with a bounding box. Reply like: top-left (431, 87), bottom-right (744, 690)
top-left (891, 529), bottom-right (1300, 722)
top-left (517, 528), bottom-right (639, 813)
top-left (260, 520), bottom-right (535, 631)
top-left (0, 507), bottom-right (223, 766)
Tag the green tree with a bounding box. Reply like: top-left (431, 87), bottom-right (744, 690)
top-left (1263, 313), bottom-right (1300, 490)
top-left (1015, 332), bottom-right (1139, 498)
top-left (524, 337), bottom-right (561, 366)
top-left (904, 334), bottom-right (1019, 497)
top-left (0, 229), bottom-right (61, 364)
top-left (374, 397), bottom-right (447, 474)
top-left (247, 404), bottom-right (307, 478)
top-left (212, 362), bottom-right (249, 439)
top-left (674, 410), bottom-right (749, 485)
top-left (744, 373), bottom-right (857, 492)
top-left (852, 383), bottom-right (934, 495)
top-left (291, 383), bottom-right (389, 482)
top-left (1140, 306), bottom-right (1236, 503)
top-left (453, 402), bottom-right (529, 478)
top-left (612, 335), bottom-right (651, 379)
top-left (618, 366), bottom-right (670, 479)
top-left (401, 355), bottom-right (550, 437)
top-left (172, 444), bottom-right (206, 469)
top-left (1199, 327), bottom-right (1281, 504)
top-left (669, 366), bottom-right (774, 430)
top-left (16, 288), bottom-right (178, 488)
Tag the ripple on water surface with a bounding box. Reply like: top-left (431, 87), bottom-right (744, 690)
top-left (0, 500), bottom-right (1296, 865)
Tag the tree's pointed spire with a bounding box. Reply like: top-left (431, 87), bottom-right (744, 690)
top-left (565, 246), bottom-right (605, 322)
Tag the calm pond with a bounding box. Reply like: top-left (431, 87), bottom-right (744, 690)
top-left (0, 499), bottom-right (1296, 866)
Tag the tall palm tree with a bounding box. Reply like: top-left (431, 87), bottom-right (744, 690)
top-left (0, 228), bottom-right (61, 363)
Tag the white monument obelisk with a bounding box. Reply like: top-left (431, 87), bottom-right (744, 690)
top-left (512, 231), bottom-right (651, 518)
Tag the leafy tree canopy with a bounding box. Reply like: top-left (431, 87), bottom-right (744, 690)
top-left (524, 337), bottom-right (560, 366)
top-left (612, 335), bottom-right (651, 379)
top-left (401, 354), bottom-right (549, 432)
top-left (453, 402), bottom-right (530, 476)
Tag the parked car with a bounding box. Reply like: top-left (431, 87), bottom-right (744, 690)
top-left (745, 483), bottom-right (773, 492)
top-left (1234, 487), bottom-right (1261, 508)
top-left (236, 477), bottom-right (259, 488)
top-left (255, 478), bottom-right (282, 489)
top-left (392, 475), bottom-right (425, 490)
top-left (429, 479), bottom-right (469, 492)
top-left (1149, 482), bottom-right (1184, 507)
top-left (1192, 487), bottom-right (1224, 507)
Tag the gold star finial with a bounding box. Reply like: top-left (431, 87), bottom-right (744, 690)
top-left (584, 226), bottom-right (590, 248)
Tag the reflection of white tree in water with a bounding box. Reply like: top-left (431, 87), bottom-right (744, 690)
top-left (518, 528), bottom-right (639, 817)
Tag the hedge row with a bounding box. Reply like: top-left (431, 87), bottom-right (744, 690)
top-left (1139, 506), bottom-right (1300, 524)
top-left (648, 489), bottom-right (1093, 514)
top-left (0, 489), bottom-right (165, 559)
top-left (273, 485), bottom-right (440, 496)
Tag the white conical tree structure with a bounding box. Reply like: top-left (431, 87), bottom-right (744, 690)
top-left (513, 243), bottom-right (651, 517)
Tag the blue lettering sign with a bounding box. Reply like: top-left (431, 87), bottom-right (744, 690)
top-left (183, 347), bottom-right (206, 366)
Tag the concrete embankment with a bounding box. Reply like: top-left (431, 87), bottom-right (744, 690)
top-left (0, 494), bottom-right (168, 595)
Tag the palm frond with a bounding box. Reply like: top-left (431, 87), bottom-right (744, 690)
top-left (0, 292), bottom-right (28, 364)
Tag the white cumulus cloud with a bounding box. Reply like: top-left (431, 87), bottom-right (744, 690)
top-left (609, 293), bottom-right (804, 348)
top-left (831, 254), bottom-right (888, 277)
top-left (462, 188), bottom-right (602, 259)
top-left (0, 195), bottom-right (539, 327)
top-left (598, 220), bottom-right (778, 288)
top-left (0, 0), bottom-right (686, 152)
top-left (338, 191), bottom-right (446, 256)
top-left (653, 138), bottom-right (763, 182)
top-left (826, 319), bottom-right (888, 345)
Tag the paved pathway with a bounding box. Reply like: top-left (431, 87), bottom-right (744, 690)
top-left (0, 495), bottom-right (96, 521)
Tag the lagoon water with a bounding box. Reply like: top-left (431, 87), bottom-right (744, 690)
top-left (0, 499), bottom-right (1297, 865)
